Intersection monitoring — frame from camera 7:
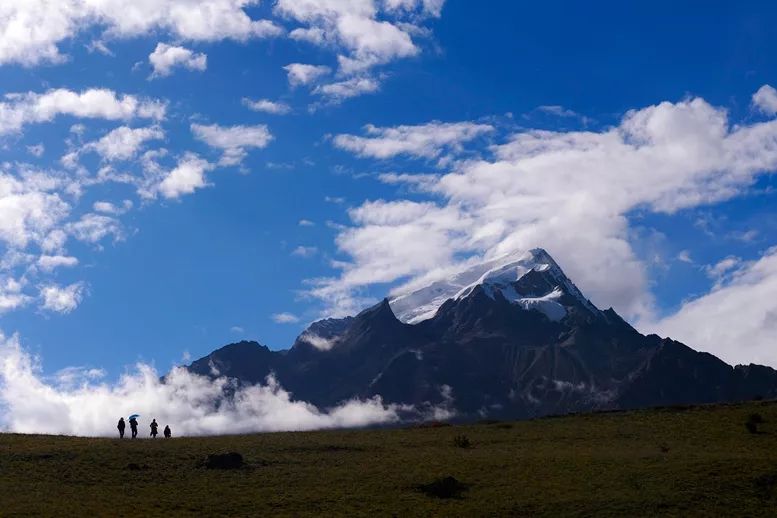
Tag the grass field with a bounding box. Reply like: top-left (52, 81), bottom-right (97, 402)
top-left (3, 401), bottom-right (777, 516)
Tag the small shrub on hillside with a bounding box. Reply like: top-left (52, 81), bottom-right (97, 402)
top-left (452, 434), bottom-right (472, 448)
top-left (416, 476), bottom-right (469, 499)
top-left (746, 413), bottom-right (765, 434)
top-left (200, 452), bottom-right (245, 469)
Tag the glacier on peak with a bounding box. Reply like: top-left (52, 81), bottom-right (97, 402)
top-left (389, 248), bottom-right (595, 324)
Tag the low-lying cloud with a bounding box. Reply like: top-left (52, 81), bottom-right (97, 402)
top-left (0, 332), bottom-right (403, 436)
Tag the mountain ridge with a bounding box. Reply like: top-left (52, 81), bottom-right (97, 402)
top-left (185, 248), bottom-right (777, 420)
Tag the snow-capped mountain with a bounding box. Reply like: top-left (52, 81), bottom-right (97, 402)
top-left (389, 248), bottom-right (595, 324)
top-left (187, 247), bottom-right (777, 421)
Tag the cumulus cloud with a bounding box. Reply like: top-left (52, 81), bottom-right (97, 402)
top-left (148, 43), bottom-right (207, 78)
top-left (753, 84), bottom-right (777, 116)
top-left (333, 121), bottom-right (495, 160)
top-left (0, 278), bottom-right (31, 313)
top-left (383, 0), bottom-right (446, 17)
top-left (652, 247), bottom-right (777, 367)
top-left (0, 170), bottom-right (71, 249)
top-left (39, 283), bottom-right (84, 313)
top-left (67, 214), bottom-right (122, 244)
top-left (242, 98), bottom-right (291, 115)
top-left (0, 88), bottom-right (165, 136)
top-left (314, 89), bottom-right (777, 321)
top-left (271, 312), bottom-right (300, 324)
top-left (284, 63), bottom-right (331, 87)
top-left (191, 123), bottom-right (273, 166)
top-left (0, 332), bottom-right (402, 436)
top-left (93, 200), bottom-right (133, 215)
top-left (275, 0), bottom-right (418, 74)
top-left (83, 126), bottom-right (164, 161)
top-left (0, 0), bottom-right (282, 67)
top-left (37, 255), bottom-right (78, 272)
top-left (156, 153), bottom-right (215, 199)
top-left (313, 76), bottom-right (380, 101)
top-left (275, 1), bottom-right (443, 100)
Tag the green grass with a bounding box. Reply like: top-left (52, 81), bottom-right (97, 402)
top-left (3, 401), bottom-right (777, 516)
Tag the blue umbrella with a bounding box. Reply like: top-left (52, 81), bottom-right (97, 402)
top-left (128, 414), bottom-right (140, 420)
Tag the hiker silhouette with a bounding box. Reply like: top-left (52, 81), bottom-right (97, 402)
top-left (163, 425), bottom-right (171, 439)
top-left (150, 419), bottom-right (159, 438)
top-left (129, 416), bottom-right (139, 438)
top-left (117, 417), bottom-right (125, 439)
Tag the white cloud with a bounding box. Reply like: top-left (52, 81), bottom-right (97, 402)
top-left (0, 332), bottom-right (402, 436)
top-left (148, 43), bottom-right (207, 78)
top-left (0, 170), bottom-right (71, 249)
top-left (191, 123), bottom-right (273, 166)
top-left (40, 283), bottom-right (84, 313)
top-left (275, 1), bottom-right (444, 100)
top-left (67, 214), bottom-right (122, 244)
top-left (333, 121), bottom-right (494, 160)
top-left (275, 0), bottom-right (418, 75)
top-left (314, 88), bottom-right (777, 322)
top-left (677, 250), bottom-right (693, 263)
top-left (753, 84), bottom-right (777, 116)
top-left (292, 246), bottom-right (318, 257)
top-left (383, 0), bottom-right (445, 17)
top-left (298, 331), bottom-right (337, 351)
top-left (652, 247), bottom-right (777, 367)
top-left (299, 219), bottom-right (315, 226)
top-left (156, 153), bottom-right (215, 199)
top-left (242, 98), bottom-right (291, 115)
top-left (53, 366), bottom-right (106, 389)
top-left (0, 88), bottom-right (165, 136)
top-left (229, 325), bottom-right (244, 334)
top-left (84, 126), bottom-right (164, 161)
top-left (26, 144), bottom-right (44, 157)
top-left (283, 63), bottom-right (331, 87)
top-left (704, 256), bottom-right (742, 282)
top-left (86, 39), bottom-right (114, 56)
top-left (0, 278), bottom-right (31, 313)
top-left (271, 312), bottom-right (300, 324)
top-left (0, 1), bottom-right (283, 67)
top-left (37, 255), bottom-right (78, 272)
top-left (93, 200), bottom-right (133, 215)
top-left (313, 76), bottom-right (380, 101)
top-left (536, 105), bottom-right (577, 117)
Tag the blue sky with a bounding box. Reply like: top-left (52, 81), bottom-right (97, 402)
top-left (1, 0), bottom-right (777, 383)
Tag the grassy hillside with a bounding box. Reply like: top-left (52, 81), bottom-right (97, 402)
top-left (3, 401), bottom-right (777, 516)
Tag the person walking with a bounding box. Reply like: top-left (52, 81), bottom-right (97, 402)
top-left (117, 417), bottom-right (126, 439)
top-left (129, 416), bottom-right (139, 439)
top-left (163, 425), bottom-right (171, 439)
top-left (150, 419), bottom-right (159, 438)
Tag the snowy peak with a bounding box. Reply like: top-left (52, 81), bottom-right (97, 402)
top-left (389, 248), bottom-right (597, 324)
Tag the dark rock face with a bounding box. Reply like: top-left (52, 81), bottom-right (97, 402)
top-left (186, 255), bottom-right (777, 421)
